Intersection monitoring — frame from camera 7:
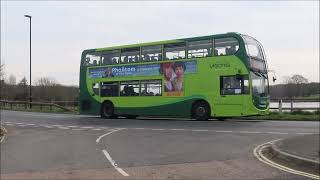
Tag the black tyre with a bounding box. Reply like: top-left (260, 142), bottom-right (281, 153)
top-left (217, 117), bottom-right (226, 121)
top-left (125, 115), bottom-right (138, 119)
top-left (101, 101), bottom-right (115, 119)
top-left (192, 101), bottom-right (211, 121)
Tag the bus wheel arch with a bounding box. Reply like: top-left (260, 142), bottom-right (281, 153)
top-left (101, 100), bottom-right (116, 119)
top-left (191, 100), bottom-right (211, 121)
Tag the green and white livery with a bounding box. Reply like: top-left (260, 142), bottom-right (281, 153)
top-left (79, 32), bottom-right (269, 120)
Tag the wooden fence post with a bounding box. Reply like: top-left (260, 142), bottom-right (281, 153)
top-left (290, 100), bottom-right (293, 112)
top-left (278, 99), bottom-right (282, 113)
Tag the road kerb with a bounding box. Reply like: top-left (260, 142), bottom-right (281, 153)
top-left (255, 139), bottom-right (319, 179)
top-left (268, 141), bottom-right (320, 175)
top-left (0, 126), bottom-right (8, 143)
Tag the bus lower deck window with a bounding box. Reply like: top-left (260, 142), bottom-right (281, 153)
top-left (100, 82), bottom-right (119, 97)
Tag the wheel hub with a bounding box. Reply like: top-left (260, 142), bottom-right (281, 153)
top-left (196, 107), bottom-right (206, 116)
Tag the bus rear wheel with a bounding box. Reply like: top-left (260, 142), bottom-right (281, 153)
top-left (192, 101), bottom-right (211, 121)
top-left (101, 101), bottom-right (116, 119)
top-left (125, 115), bottom-right (138, 119)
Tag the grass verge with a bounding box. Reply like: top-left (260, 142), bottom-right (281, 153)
top-left (1, 105), bottom-right (78, 114)
top-left (239, 111), bottom-right (320, 121)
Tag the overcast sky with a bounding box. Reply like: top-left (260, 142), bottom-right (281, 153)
top-left (1, 1), bottom-right (319, 86)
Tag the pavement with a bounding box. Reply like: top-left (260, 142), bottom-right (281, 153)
top-left (1, 110), bottom-right (320, 179)
top-left (264, 134), bottom-right (320, 175)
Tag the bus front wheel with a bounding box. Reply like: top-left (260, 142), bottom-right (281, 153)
top-left (192, 101), bottom-right (211, 121)
top-left (101, 101), bottom-right (116, 119)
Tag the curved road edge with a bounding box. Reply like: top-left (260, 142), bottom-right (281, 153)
top-left (254, 138), bottom-right (320, 179)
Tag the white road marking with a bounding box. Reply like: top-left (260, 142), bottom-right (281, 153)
top-left (52, 125), bottom-right (63, 127)
top-left (67, 125), bottom-right (79, 128)
top-left (72, 128), bottom-right (86, 131)
top-left (266, 132), bottom-right (288, 135)
top-left (92, 128), bottom-right (102, 131)
top-left (18, 125), bottom-right (28, 127)
top-left (253, 139), bottom-right (319, 179)
top-left (15, 123), bottom-right (24, 125)
top-left (296, 133), bottom-right (313, 135)
top-left (102, 149), bottom-right (129, 176)
top-left (96, 129), bottom-right (123, 143)
top-left (239, 131), bottom-right (261, 134)
top-left (133, 128), bottom-right (145, 130)
top-left (4, 124), bottom-right (14, 126)
top-left (151, 129), bottom-right (165, 131)
top-left (58, 127), bottom-right (69, 130)
top-left (81, 126), bottom-right (94, 129)
top-left (215, 130), bottom-right (233, 133)
top-left (43, 126), bottom-right (54, 128)
top-left (26, 124), bottom-right (36, 126)
top-left (170, 129), bottom-right (185, 131)
top-left (191, 129), bottom-right (209, 132)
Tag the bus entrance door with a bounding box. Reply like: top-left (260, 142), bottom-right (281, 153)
top-left (215, 76), bottom-right (245, 117)
top-left (217, 94), bottom-right (244, 117)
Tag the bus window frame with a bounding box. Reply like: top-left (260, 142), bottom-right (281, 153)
top-left (100, 81), bottom-right (120, 97)
top-left (163, 42), bottom-right (187, 60)
top-left (140, 45), bottom-right (163, 62)
top-left (120, 47), bottom-right (140, 64)
top-left (187, 39), bottom-right (213, 59)
top-left (120, 80), bottom-right (140, 96)
top-left (213, 37), bottom-right (240, 57)
top-left (101, 50), bottom-right (121, 65)
top-left (83, 52), bottom-right (102, 67)
top-left (220, 75), bottom-right (249, 95)
top-left (140, 79), bottom-right (162, 96)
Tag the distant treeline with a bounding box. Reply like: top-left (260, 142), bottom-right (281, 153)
top-left (269, 82), bottom-right (319, 99)
top-left (0, 76), bottom-right (319, 102)
top-left (0, 77), bottom-right (78, 102)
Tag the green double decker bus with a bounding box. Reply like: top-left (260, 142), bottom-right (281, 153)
top-left (79, 32), bottom-right (269, 120)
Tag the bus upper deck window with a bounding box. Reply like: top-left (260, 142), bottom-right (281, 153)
top-left (214, 37), bottom-right (239, 56)
top-left (121, 48), bottom-right (140, 64)
top-left (101, 50), bottom-right (120, 65)
top-left (164, 43), bottom-right (186, 60)
top-left (141, 45), bottom-right (162, 62)
top-left (84, 53), bottom-right (101, 66)
top-left (187, 39), bottom-right (212, 58)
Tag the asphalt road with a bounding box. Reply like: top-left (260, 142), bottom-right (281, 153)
top-left (1, 110), bottom-right (319, 179)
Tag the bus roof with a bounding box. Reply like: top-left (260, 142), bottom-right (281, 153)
top-left (89, 32), bottom-right (242, 52)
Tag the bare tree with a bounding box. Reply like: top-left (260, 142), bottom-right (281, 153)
top-left (35, 77), bottom-right (57, 87)
top-left (283, 74), bottom-right (309, 98)
top-left (0, 63), bottom-right (4, 81)
top-left (289, 74), bottom-right (308, 84)
top-left (15, 77), bottom-right (28, 100)
top-left (0, 63), bottom-right (4, 100)
top-left (7, 74), bottom-right (16, 85)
